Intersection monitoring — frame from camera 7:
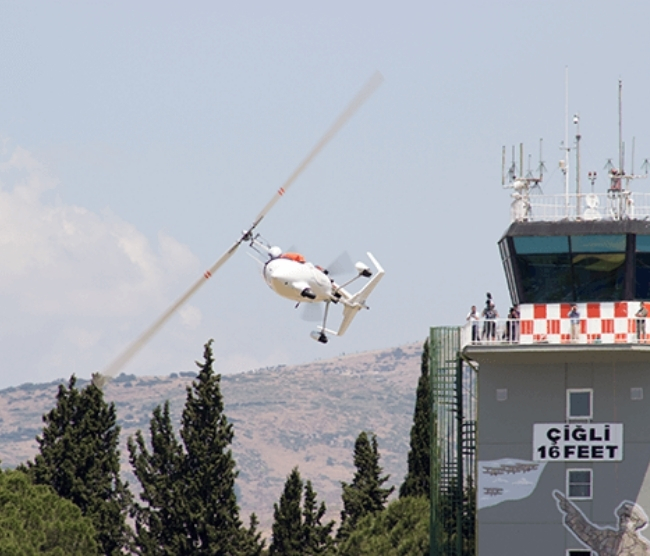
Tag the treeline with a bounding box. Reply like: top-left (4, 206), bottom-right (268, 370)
top-left (0, 339), bottom-right (435, 555)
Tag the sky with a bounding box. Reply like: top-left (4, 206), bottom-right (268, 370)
top-left (2, 1), bottom-right (650, 389)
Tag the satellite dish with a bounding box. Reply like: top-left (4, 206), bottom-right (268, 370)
top-left (585, 193), bottom-right (599, 209)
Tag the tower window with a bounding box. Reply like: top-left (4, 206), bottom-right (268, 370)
top-left (567, 389), bottom-right (592, 420)
top-left (567, 469), bottom-right (592, 500)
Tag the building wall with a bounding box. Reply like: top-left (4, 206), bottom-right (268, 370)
top-left (476, 354), bottom-right (650, 554)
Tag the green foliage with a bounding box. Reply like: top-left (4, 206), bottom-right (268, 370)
top-left (434, 478), bottom-right (476, 556)
top-left (24, 376), bottom-right (132, 555)
top-left (337, 431), bottom-right (394, 542)
top-left (399, 340), bottom-right (431, 499)
top-left (128, 401), bottom-right (186, 555)
top-left (270, 467), bottom-right (303, 556)
top-left (0, 469), bottom-right (99, 555)
top-left (337, 496), bottom-right (429, 556)
top-left (129, 340), bottom-right (265, 555)
top-left (269, 467), bottom-right (334, 556)
top-left (302, 480), bottom-right (335, 555)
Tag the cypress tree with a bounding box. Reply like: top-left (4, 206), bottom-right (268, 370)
top-left (302, 480), bottom-right (335, 555)
top-left (180, 340), bottom-right (243, 553)
top-left (270, 467), bottom-right (334, 556)
top-left (270, 467), bottom-right (304, 556)
top-left (128, 401), bottom-right (186, 555)
top-left (337, 431), bottom-right (394, 542)
top-left (129, 340), bottom-right (264, 555)
top-left (399, 339), bottom-right (431, 498)
top-left (25, 376), bottom-right (132, 555)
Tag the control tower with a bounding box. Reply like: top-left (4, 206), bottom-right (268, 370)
top-left (463, 131), bottom-right (650, 554)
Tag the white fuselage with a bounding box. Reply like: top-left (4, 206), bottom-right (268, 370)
top-left (263, 257), bottom-right (333, 302)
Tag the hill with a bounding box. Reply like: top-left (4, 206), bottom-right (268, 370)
top-left (0, 341), bottom-right (423, 535)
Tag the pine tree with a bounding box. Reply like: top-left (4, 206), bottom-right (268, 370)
top-left (399, 339), bottom-right (431, 499)
top-left (337, 496), bottom-right (429, 556)
top-left (337, 431), bottom-right (395, 542)
top-left (129, 340), bottom-right (264, 555)
top-left (25, 376), bottom-right (132, 555)
top-left (180, 340), bottom-right (243, 553)
top-left (270, 467), bottom-right (334, 556)
top-left (270, 467), bottom-right (304, 556)
top-left (128, 401), bottom-right (186, 555)
top-left (0, 469), bottom-right (99, 555)
top-left (302, 480), bottom-right (335, 555)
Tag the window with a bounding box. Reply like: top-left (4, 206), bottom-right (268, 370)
top-left (567, 549), bottom-right (593, 555)
top-left (496, 389), bottom-right (508, 402)
top-left (511, 233), bottom-right (628, 303)
top-left (567, 389), bottom-right (592, 420)
top-left (567, 469), bottom-right (592, 500)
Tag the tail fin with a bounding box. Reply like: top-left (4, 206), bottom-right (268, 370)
top-left (332, 252), bottom-right (384, 337)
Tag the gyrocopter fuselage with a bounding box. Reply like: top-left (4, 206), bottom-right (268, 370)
top-left (250, 238), bottom-right (384, 343)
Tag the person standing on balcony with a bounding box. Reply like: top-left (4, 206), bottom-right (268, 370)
top-left (569, 304), bottom-right (580, 342)
top-left (482, 295), bottom-right (498, 341)
top-left (505, 305), bottom-right (520, 343)
top-left (636, 302), bottom-right (648, 342)
top-left (467, 305), bottom-right (480, 343)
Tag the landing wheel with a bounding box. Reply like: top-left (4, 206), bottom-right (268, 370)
top-left (318, 333), bottom-right (328, 344)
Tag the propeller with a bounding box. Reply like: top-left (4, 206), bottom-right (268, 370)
top-left (324, 251), bottom-right (354, 277)
top-left (93, 72), bottom-right (384, 386)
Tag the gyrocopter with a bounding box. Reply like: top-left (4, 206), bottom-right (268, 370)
top-left (248, 238), bottom-right (383, 344)
top-left (93, 72), bottom-right (384, 386)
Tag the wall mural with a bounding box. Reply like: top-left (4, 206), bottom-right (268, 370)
top-left (478, 458), bottom-right (547, 510)
top-left (554, 490), bottom-right (650, 555)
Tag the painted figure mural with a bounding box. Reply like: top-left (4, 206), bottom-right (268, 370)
top-left (554, 490), bottom-right (650, 555)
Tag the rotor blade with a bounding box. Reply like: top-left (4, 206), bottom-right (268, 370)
top-left (99, 236), bottom-right (245, 380)
top-left (245, 71), bottom-right (384, 235)
top-left (301, 302), bottom-right (324, 322)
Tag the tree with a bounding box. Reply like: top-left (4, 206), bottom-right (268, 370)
top-left (302, 480), bottom-right (334, 555)
top-left (270, 467), bottom-right (303, 556)
top-left (129, 340), bottom-right (264, 555)
top-left (399, 340), bottom-right (431, 499)
top-left (128, 401), bottom-right (186, 555)
top-left (24, 376), bottom-right (132, 555)
top-left (337, 431), bottom-right (395, 542)
top-left (269, 467), bottom-right (334, 556)
top-left (0, 469), bottom-right (99, 555)
top-left (337, 496), bottom-right (429, 556)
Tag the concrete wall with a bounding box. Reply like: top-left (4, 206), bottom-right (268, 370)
top-left (473, 350), bottom-right (650, 554)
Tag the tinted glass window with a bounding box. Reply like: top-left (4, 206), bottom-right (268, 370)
top-left (637, 235), bottom-right (650, 252)
top-left (513, 236), bottom-right (569, 254)
top-left (569, 391), bottom-right (591, 419)
top-left (516, 253), bottom-right (574, 302)
top-left (571, 234), bottom-right (626, 253)
top-left (568, 469), bottom-right (592, 499)
top-left (572, 253), bottom-right (625, 301)
top-left (511, 233), bottom-right (628, 302)
top-left (636, 253), bottom-right (650, 299)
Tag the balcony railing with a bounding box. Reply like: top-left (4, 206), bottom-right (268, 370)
top-left (510, 191), bottom-right (650, 223)
top-left (461, 317), bottom-right (650, 349)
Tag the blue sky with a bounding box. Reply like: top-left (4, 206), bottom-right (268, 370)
top-left (1, 1), bottom-right (650, 388)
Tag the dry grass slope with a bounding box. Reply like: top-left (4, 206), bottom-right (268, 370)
top-left (0, 341), bottom-right (423, 535)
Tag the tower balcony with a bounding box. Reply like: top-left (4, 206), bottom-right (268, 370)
top-left (461, 301), bottom-right (650, 351)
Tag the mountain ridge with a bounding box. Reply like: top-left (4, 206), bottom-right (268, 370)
top-left (0, 340), bottom-right (424, 535)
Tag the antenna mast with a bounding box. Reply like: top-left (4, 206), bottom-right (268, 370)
top-left (563, 67), bottom-right (570, 217)
top-left (619, 79), bottom-right (624, 173)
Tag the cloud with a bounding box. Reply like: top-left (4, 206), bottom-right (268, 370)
top-left (0, 141), bottom-right (202, 386)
